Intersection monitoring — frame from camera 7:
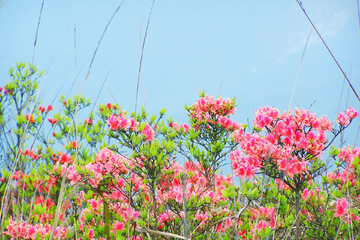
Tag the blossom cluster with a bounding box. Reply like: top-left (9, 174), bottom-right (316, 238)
top-left (189, 95), bottom-right (236, 125)
top-left (231, 106), bottom-right (345, 179)
top-left (3, 218), bottom-right (67, 239)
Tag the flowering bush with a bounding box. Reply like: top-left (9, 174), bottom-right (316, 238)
top-left (0, 63), bottom-right (360, 239)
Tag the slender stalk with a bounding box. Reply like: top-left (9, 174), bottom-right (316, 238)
top-left (181, 168), bottom-right (189, 239)
top-left (296, 0), bottom-right (360, 102)
top-left (104, 200), bottom-right (110, 240)
top-left (295, 189), bottom-right (301, 240)
top-left (135, 0), bottom-right (155, 114)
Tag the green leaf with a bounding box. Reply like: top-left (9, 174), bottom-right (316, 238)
top-left (353, 156), bottom-right (360, 167)
top-left (66, 229), bottom-right (74, 238)
top-left (329, 146), bottom-right (340, 157)
top-left (34, 204), bottom-right (46, 214)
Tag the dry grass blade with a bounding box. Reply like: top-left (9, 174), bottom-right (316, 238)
top-left (32, 0), bottom-right (45, 65)
top-left (288, 25), bottom-right (313, 111)
top-left (135, 0), bottom-right (155, 114)
top-left (81, 0), bottom-right (125, 94)
top-left (0, 23), bottom-right (71, 228)
top-left (353, 122), bottom-right (360, 148)
top-left (296, 0), bottom-right (360, 102)
top-left (49, 2), bottom-right (126, 239)
top-left (357, 0), bottom-right (360, 39)
top-left (139, 227), bottom-right (187, 239)
top-left (92, 64), bottom-right (116, 111)
top-left (0, 0), bottom-right (10, 10)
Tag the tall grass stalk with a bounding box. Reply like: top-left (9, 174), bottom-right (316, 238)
top-left (296, 0), bottom-right (360, 102)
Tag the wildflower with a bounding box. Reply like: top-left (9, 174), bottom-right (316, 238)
top-left (25, 114), bottom-right (35, 123)
top-left (48, 118), bottom-right (58, 126)
top-left (141, 123), bottom-right (155, 142)
top-left (334, 198), bottom-right (348, 217)
top-left (47, 104), bottom-right (53, 112)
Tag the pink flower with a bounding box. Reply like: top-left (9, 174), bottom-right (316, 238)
top-left (180, 123), bottom-right (189, 132)
top-left (70, 141), bottom-right (79, 149)
top-left (88, 228), bottom-right (95, 239)
top-left (190, 95), bottom-right (236, 125)
top-left (106, 114), bottom-right (128, 131)
top-left (48, 118), bottom-right (58, 126)
top-left (66, 164), bottom-right (81, 185)
top-left (85, 118), bottom-right (93, 125)
top-left (141, 123), bottom-right (155, 142)
top-left (169, 122), bottom-right (180, 131)
top-left (337, 112), bottom-right (350, 126)
top-left (47, 104), bottom-right (53, 112)
top-left (346, 107), bottom-right (359, 119)
top-left (302, 189), bottom-right (309, 200)
top-left (96, 147), bottom-right (113, 163)
top-left (129, 118), bottom-right (139, 131)
top-left (26, 114), bottom-right (35, 123)
top-left (106, 115), bottom-right (121, 130)
top-left (38, 106), bottom-right (46, 113)
top-left (60, 153), bottom-right (72, 164)
top-left (334, 198), bottom-right (348, 217)
top-left (4, 86), bottom-right (11, 95)
top-left (113, 221), bottom-right (125, 232)
top-left (88, 199), bottom-right (100, 213)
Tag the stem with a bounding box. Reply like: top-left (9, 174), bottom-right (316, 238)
top-left (104, 200), bottom-right (110, 240)
top-left (181, 170), bottom-right (189, 239)
top-left (151, 186), bottom-right (158, 221)
top-left (295, 190), bottom-right (301, 240)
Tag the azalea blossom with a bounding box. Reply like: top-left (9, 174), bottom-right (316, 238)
top-left (334, 198), bottom-right (348, 218)
top-left (25, 114), bottom-right (35, 123)
top-left (141, 123), bottom-right (155, 142)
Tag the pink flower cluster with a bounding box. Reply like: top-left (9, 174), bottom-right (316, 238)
top-left (328, 146), bottom-right (360, 188)
top-left (231, 107), bottom-right (337, 179)
top-left (38, 104), bottom-right (53, 113)
top-left (248, 206), bottom-right (278, 236)
top-left (328, 170), bottom-right (355, 189)
top-left (217, 115), bottom-right (243, 131)
top-left (302, 188), bottom-right (324, 203)
top-left (334, 198), bottom-right (348, 218)
top-left (84, 147), bottom-right (131, 188)
top-left (3, 218), bottom-right (67, 239)
top-left (230, 149), bottom-right (260, 179)
top-left (106, 113), bottom-right (156, 142)
top-left (337, 107), bottom-right (359, 126)
top-left (190, 95), bottom-right (236, 123)
top-left (157, 162), bottom-right (232, 205)
top-left (254, 106), bottom-right (279, 130)
top-left (277, 156), bottom-right (307, 178)
top-left (141, 123), bottom-right (155, 142)
top-left (337, 146), bottom-right (360, 167)
top-left (20, 149), bottom-right (41, 161)
top-left (169, 122), bottom-right (189, 132)
top-left (106, 111), bottom-right (139, 132)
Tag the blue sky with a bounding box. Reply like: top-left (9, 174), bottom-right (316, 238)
top-left (1, 0), bottom-right (360, 151)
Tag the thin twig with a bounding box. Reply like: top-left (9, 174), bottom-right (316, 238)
top-left (141, 227), bottom-right (187, 239)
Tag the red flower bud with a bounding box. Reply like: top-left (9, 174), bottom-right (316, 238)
top-left (47, 104), bottom-right (53, 112)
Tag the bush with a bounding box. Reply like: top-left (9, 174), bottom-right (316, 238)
top-left (0, 62), bottom-right (359, 239)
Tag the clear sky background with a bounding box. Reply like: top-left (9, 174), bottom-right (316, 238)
top-left (1, 1), bottom-right (360, 157)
